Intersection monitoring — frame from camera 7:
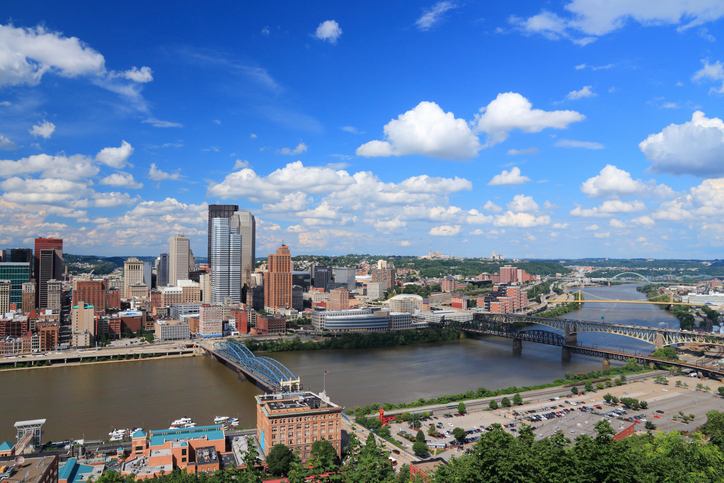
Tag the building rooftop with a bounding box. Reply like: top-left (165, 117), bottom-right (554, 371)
top-left (3, 456), bottom-right (55, 483)
top-left (0, 441), bottom-right (12, 451)
top-left (58, 458), bottom-right (101, 483)
top-left (194, 446), bottom-right (218, 465)
top-left (257, 391), bottom-right (340, 415)
top-left (132, 430), bottom-right (146, 439)
top-left (149, 425), bottom-right (224, 447)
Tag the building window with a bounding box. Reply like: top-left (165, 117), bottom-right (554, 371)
top-left (182, 457), bottom-right (187, 463)
top-left (182, 449), bottom-right (187, 456)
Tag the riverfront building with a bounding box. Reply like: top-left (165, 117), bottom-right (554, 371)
top-left (71, 302), bottom-right (95, 347)
top-left (328, 287), bottom-right (349, 311)
top-left (199, 304), bottom-right (222, 337)
top-left (264, 244), bottom-right (292, 311)
top-left (255, 391), bottom-right (343, 463)
top-left (311, 308), bottom-right (412, 332)
top-left (388, 294), bottom-right (423, 314)
top-left (1, 455), bottom-right (58, 483)
top-left (154, 319), bottom-right (190, 341)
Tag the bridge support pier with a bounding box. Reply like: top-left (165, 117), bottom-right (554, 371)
top-left (512, 339), bottom-right (522, 354)
top-left (602, 358), bottom-right (610, 369)
top-left (655, 333), bottom-right (664, 349)
top-left (561, 346), bottom-right (571, 361)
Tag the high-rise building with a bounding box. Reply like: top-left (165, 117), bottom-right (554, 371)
top-left (157, 253), bottom-right (169, 288)
top-left (124, 258), bottom-right (145, 298)
top-left (168, 234), bottom-right (190, 286)
top-left (370, 267), bottom-right (396, 290)
top-left (34, 237), bottom-right (62, 309)
top-left (22, 282), bottom-right (35, 313)
top-left (500, 265), bottom-right (516, 284)
top-left (0, 262), bottom-right (31, 307)
top-left (199, 304), bottom-right (223, 337)
top-left (7, 248), bottom-right (33, 278)
top-left (46, 279), bottom-right (62, 313)
top-left (311, 265), bottom-right (332, 291)
top-left (210, 216), bottom-right (242, 303)
top-left (71, 301), bottom-right (95, 347)
top-left (0, 280), bottom-right (10, 314)
top-left (74, 280), bottom-right (107, 315)
top-left (207, 204), bottom-right (238, 268)
top-left (333, 267), bottom-right (356, 292)
top-left (328, 287), bottom-right (349, 311)
top-left (264, 244), bottom-right (292, 310)
top-left (236, 210), bottom-right (256, 289)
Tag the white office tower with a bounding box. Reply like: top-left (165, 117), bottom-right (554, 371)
top-left (236, 211), bottom-right (256, 289)
top-left (210, 217), bottom-right (242, 303)
top-left (169, 234), bottom-right (190, 286)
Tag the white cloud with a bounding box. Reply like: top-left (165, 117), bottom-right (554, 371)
top-left (474, 92), bottom-right (585, 146)
top-left (279, 142), bottom-right (308, 155)
top-left (99, 172), bottom-right (143, 189)
top-left (0, 177), bottom-right (87, 204)
top-left (580, 164), bottom-right (673, 199)
top-left (585, 224), bottom-right (599, 230)
top-left (143, 118), bottom-right (183, 128)
top-left (148, 163), bottom-right (181, 181)
top-left (28, 120), bottom-right (55, 139)
top-left (567, 85), bottom-right (596, 100)
top-left (0, 153), bottom-right (98, 180)
top-left (119, 66), bottom-right (153, 83)
top-left (570, 200), bottom-right (647, 217)
top-left (233, 159), bottom-right (249, 170)
top-left (632, 215), bottom-right (655, 226)
top-left (692, 60), bottom-right (723, 93)
top-left (315, 20), bottom-right (342, 44)
top-left (429, 225), bottom-right (461, 236)
top-left (416, 2), bottom-right (458, 30)
top-left (0, 135), bottom-right (16, 150)
top-left (488, 167), bottom-right (531, 186)
top-left (639, 111), bottom-right (724, 177)
top-left (507, 194), bottom-right (539, 213)
top-left (341, 126), bottom-right (363, 134)
top-left (610, 219), bottom-right (626, 228)
top-left (510, 1), bottom-right (724, 42)
top-left (575, 63), bottom-right (586, 70)
top-left (494, 211), bottom-right (550, 227)
top-left (95, 140), bottom-right (134, 169)
top-left (507, 147), bottom-right (538, 155)
top-left (594, 232), bottom-right (611, 238)
top-left (375, 217), bottom-right (408, 233)
top-left (399, 240), bottom-right (411, 247)
top-left (552, 223), bottom-right (569, 229)
top-left (250, 134), bottom-right (257, 138)
top-left (261, 27), bottom-right (270, 36)
top-left (483, 200), bottom-right (503, 213)
top-left (263, 192), bottom-right (311, 213)
top-left (555, 139), bottom-right (603, 149)
top-left (357, 101), bottom-right (481, 160)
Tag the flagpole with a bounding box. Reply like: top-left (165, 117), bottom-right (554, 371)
top-left (323, 371), bottom-right (326, 393)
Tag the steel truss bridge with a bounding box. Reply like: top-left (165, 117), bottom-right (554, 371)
top-left (446, 316), bottom-right (724, 377)
top-left (611, 272), bottom-right (651, 282)
top-left (548, 289), bottom-right (705, 307)
top-left (207, 340), bottom-right (300, 393)
top-left (469, 313), bottom-right (724, 348)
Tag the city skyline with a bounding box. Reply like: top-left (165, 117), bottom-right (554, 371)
top-left (1, 2), bottom-right (724, 259)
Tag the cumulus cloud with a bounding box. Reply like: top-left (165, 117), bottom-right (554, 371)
top-left (555, 139), bottom-right (603, 149)
top-left (29, 120), bottom-right (56, 139)
top-left (95, 140), bottom-right (134, 169)
top-left (119, 66), bottom-right (153, 83)
top-left (567, 85), bottom-right (596, 100)
top-left (279, 142), bottom-right (308, 155)
top-left (507, 194), bottom-right (539, 213)
top-left (552, 223), bottom-right (569, 229)
top-left (580, 164), bottom-right (673, 199)
top-left (0, 135), bottom-right (16, 150)
top-left (315, 20), bottom-right (342, 44)
top-left (99, 172), bottom-right (143, 189)
top-left (494, 211), bottom-right (550, 227)
top-left (488, 167), bottom-right (531, 186)
top-left (148, 163), bottom-right (181, 181)
top-left (692, 59), bottom-right (724, 93)
top-left (570, 200), bottom-right (647, 217)
top-left (585, 224), bottom-right (599, 230)
top-left (594, 232), bottom-right (611, 238)
top-left (375, 217), bottom-right (408, 233)
top-left (483, 201), bottom-right (503, 213)
top-left (509, 1), bottom-right (724, 43)
top-left (0, 153), bottom-right (98, 180)
top-left (263, 192), bottom-right (311, 213)
top-left (507, 147), bottom-right (538, 155)
top-left (474, 93), bottom-right (585, 146)
top-left (429, 225), bottom-right (461, 236)
top-left (640, 111), bottom-right (724, 176)
top-left (356, 101), bottom-right (482, 160)
top-left (416, 2), bottom-right (458, 30)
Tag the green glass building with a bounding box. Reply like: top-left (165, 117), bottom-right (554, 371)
top-left (0, 262), bottom-right (31, 305)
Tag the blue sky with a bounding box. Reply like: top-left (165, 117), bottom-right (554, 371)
top-left (1, 1), bottom-right (724, 259)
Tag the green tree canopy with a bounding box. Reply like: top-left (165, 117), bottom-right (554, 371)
top-left (266, 444), bottom-right (297, 476)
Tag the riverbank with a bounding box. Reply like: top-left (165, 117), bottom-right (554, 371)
top-left (0, 352), bottom-right (196, 372)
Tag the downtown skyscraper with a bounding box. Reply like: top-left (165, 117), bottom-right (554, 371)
top-left (210, 216), bottom-right (242, 303)
top-left (207, 204), bottom-right (238, 268)
top-left (34, 237), bottom-right (63, 310)
top-left (168, 234), bottom-right (190, 286)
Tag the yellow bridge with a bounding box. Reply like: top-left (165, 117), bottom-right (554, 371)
top-left (549, 290), bottom-right (704, 307)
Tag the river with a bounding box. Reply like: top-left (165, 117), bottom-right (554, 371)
top-left (1, 283), bottom-right (676, 444)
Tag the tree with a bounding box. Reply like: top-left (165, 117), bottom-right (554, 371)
top-left (718, 387), bottom-right (724, 397)
top-left (614, 378), bottom-right (623, 386)
top-left (640, 400), bottom-right (648, 409)
top-left (266, 444), bottom-right (296, 476)
top-left (596, 382), bottom-right (604, 390)
top-left (603, 393), bottom-right (613, 403)
top-left (427, 425), bottom-right (437, 436)
top-left (412, 441), bottom-right (428, 457)
top-left (571, 386), bottom-right (579, 395)
top-left (624, 357), bottom-right (640, 371)
top-left (611, 396), bottom-right (619, 404)
top-left (452, 427), bottom-right (467, 444)
top-left (654, 375), bottom-right (668, 385)
top-left (458, 402), bottom-right (467, 414)
top-left (416, 429), bottom-right (425, 443)
top-left (489, 400), bottom-right (498, 410)
top-left (310, 439), bottom-right (339, 468)
top-left (501, 397), bottom-right (511, 408)
top-left (585, 381), bottom-right (593, 392)
top-left (645, 421), bottom-right (656, 431)
top-left (651, 347), bottom-right (680, 361)
top-left (605, 380), bottom-right (613, 387)
top-left (377, 426), bottom-right (390, 438)
top-left (513, 392), bottom-right (523, 405)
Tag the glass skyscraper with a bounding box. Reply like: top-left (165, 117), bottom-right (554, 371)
top-left (0, 262), bottom-right (31, 305)
top-left (210, 217), bottom-right (242, 303)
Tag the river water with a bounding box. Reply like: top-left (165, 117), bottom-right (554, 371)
top-left (1, 283), bottom-right (676, 444)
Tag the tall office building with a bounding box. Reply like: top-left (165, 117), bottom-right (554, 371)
top-left (264, 244), bottom-right (292, 310)
top-left (157, 253), bottom-right (169, 287)
top-left (34, 238), bottom-right (63, 310)
top-left (74, 280), bottom-right (107, 315)
top-left (207, 204), bottom-right (238, 268)
top-left (123, 258), bottom-right (145, 298)
top-left (210, 217), bottom-right (242, 304)
top-left (311, 265), bottom-right (332, 291)
top-left (168, 234), bottom-right (190, 286)
top-left (22, 282), bottom-right (35, 313)
top-left (333, 267), bottom-right (356, 291)
top-left (0, 280), bottom-right (10, 314)
top-left (46, 279), bottom-right (62, 313)
top-left (7, 248), bottom-right (33, 278)
top-left (236, 210), bottom-right (256, 289)
top-left (0, 262), bottom-right (31, 307)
